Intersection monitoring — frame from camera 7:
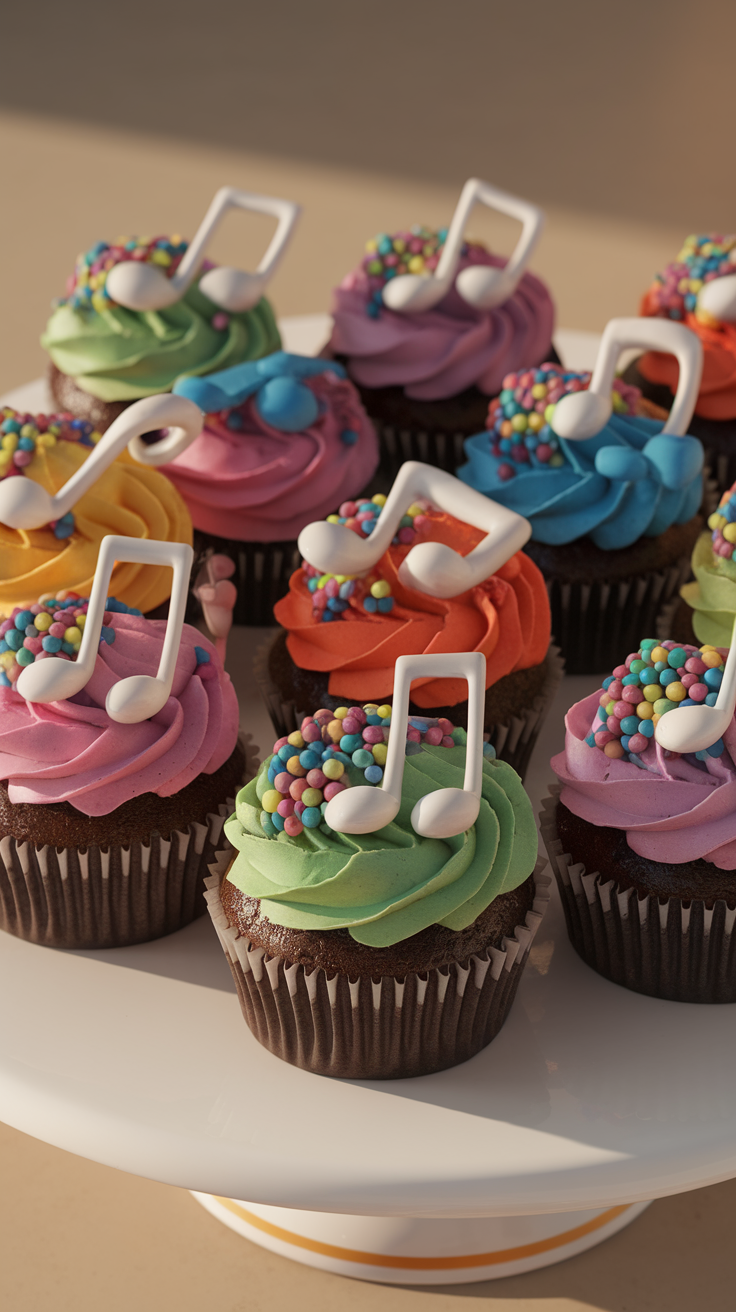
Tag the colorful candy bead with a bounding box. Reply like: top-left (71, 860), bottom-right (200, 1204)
top-left (644, 233), bottom-right (736, 322)
top-left (0, 408), bottom-right (104, 538)
top-left (361, 225), bottom-right (472, 316)
top-left (58, 234), bottom-right (188, 312)
top-left (0, 590), bottom-right (143, 689)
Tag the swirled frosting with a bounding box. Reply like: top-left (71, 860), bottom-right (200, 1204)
top-left (552, 675), bottom-right (736, 870)
top-left (681, 482), bottom-right (736, 646)
top-left (42, 236), bottom-right (281, 403)
top-left (636, 234), bottom-right (736, 420)
top-left (224, 728), bottom-right (537, 945)
top-left (162, 359), bottom-right (379, 542)
top-left (329, 229), bottom-right (555, 401)
top-left (459, 371), bottom-right (703, 548)
top-left (0, 416), bottom-right (192, 617)
top-left (0, 612), bottom-right (238, 815)
top-left (274, 505), bottom-right (550, 707)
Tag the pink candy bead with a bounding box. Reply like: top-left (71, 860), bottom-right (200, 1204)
top-left (628, 733), bottom-right (649, 754)
top-left (437, 718), bottom-right (454, 734)
top-left (301, 723), bottom-right (321, 743)
top-left (13, 451), bottom-right (32, 467)
top-left (398, 527), bottom-right (415, 544)
top-left (324, 578), bottom-right (339, 597)
top-left (23, 637), bottom-right (42, 654)
top-left (294, 800), bottom-right (306, 817)
top-left (595, 731), bottom-right (615, 747)
top-left (273, 736), bottom-right (288, 752)
top-left (362, 725), bottom-right (384, 744)
top-left (49, 623), bottom-right (66, 638)
top-left (622, 686), bottom-right (644, 704)
top-left (612, 700), bottom-right (629, 719)
top-left (339, 501), bottom-right (357, 518)
top-left (681, 673), bottom-right (699, 689)
top-left (351, 706), bottom-right (367, 725)
top-left (685, 657), bottom-right (706, 675)
top-left (613, 665), bottom-right (628, 678)
top-left (441, 735), bottom-right (455, 748)
top-left (306, 769), bottom-right (326, 789)
top-left (424, 726), bottom-right (443, 745)
top-left (277, 798), bottom-right (295, 818)
top-left (284, 816), bottom-right (303, 837)
top-left (607, 680), bottom-right (623, 700)
top-left (689, 683), bottom-right (708, 701)
top-left (606, 716), bottom-right (623, 735)
top-left (289, 777), bottom-right (310, 801)
top-left (274, 772), bottom-right (291, 793)
top-left (407, 728), bottom-right (422, 743)
top-left (323, 780), bottom-right (347, 801)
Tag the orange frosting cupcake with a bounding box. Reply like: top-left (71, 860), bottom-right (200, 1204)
top-left (274, 509), bottom-right (551, 708)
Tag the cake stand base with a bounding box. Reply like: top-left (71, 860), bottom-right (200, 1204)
top-left (191, 1194), bottom-right (651, 1283)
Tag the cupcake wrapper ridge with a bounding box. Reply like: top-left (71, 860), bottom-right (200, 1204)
top-left (253, 641), bottom-right (563, 783)
top-left (540, 788), bottom-right (736, 1004)
top-left (204, 852), bottom-right (550, 1080)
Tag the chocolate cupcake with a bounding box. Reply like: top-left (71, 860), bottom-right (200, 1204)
top-left (622, 233), bottom-right (736, 491)
top-left (541, 635), bottom-right (736, 1003)
top-left (168, 353), bottom-right (379, 624)
top-left (458, 318), bottom-right (709, 674)
top-left (0, 536), bottom-right (250, 949)
top-left (328, 178), bottom-right (556, 482)
top-left (40, 185), bottom-right (299, 431)
top-left (259, 462), bottom-right (562, 780)
top-left (205, 653), bottom-right (549, 1078)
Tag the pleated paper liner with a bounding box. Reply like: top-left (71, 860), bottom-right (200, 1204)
top-left (0, 735), bottom-right (261, 952)
top-left (191, 530), bottom-right (301, 626)
top-left (204, 852), bottom-right (551, 1079)
top-left (540, 788), bottom-right (736, 1004)
top-left (372, 422), bottom-right (469, 489)
top-left (253, 640), bottom-right (564, 784)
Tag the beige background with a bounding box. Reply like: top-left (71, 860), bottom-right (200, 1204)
top-left (1, 5), bottom-right (736, 1307)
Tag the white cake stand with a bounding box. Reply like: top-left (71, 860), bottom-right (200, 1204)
top-left (2, 323), bottom-right (731, 1285)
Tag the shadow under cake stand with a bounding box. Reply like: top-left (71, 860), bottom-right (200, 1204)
top-left (3, 324), bottom-right (728, 1285)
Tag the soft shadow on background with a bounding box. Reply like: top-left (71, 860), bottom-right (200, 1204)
top-left (5, 0), bottom-right (736, 230)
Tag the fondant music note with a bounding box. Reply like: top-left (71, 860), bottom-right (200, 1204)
top-left (698, 274), bottom-right (736, 323)
top-left (382, 177), bottom-right (545, 315)
top-left (297, 461), bottom-right (531, 599)
top-left (0, 393), bottom-right (203, 531)
top-left (552, 317), bottom-right (703, 442)
top-left (654, 615), bottom-right (736, 755)
top-left (324, 651), bottom-right (486, 838)
top-left (106, 186), bottom-right (301, 313)
top-left (16, 535), bottom-right (194, 723)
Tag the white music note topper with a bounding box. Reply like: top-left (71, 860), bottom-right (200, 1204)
top-left (0, 393), bottom-right (204, 532)
top-left (552, 317), bottom-right (704, 442)
top-left (654, 615), bottom-right (736, 755)
top-left (698, 274), bottom-right (736, 323)
top-left (105, 186), bottom-right (301, 314)
top-left (16, 535), bottom-right (194, 723)
top-left (382, 177), bottom-right (545, 315)
top-left (325, 651), bottom-right (486, 839)
top-left (297, 461), bottom-right (531, 599)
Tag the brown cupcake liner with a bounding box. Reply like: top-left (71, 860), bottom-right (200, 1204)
top-left (372, 421), bottom-right (469, 486)
top-left (253, 640), bottom-right (564, 783)
top-left (191, 531), bottom-right (301, 626)
top-left (0, 736), bottom-right (260, 951)
top-left (540, 788), bottom-right (736, 1003)
top-left (204, 852), bottom-right (550, 1079)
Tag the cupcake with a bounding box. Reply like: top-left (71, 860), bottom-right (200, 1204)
top-left (0, 536), bottom-right (249, 949)
top-left (260, 461), bottom-right (561, 779)
top-left (328, 178), bottom-right (556, 481)
top-left (205, 654), bottom-right (549, 1079)
top-left (168, 353), bottom-right (379, 624)
top-left (41, 186), bottom-right (297, 431)
top-left (0, 394), bottom-right (200, 616)
top-left (664, 479), bottom-right (736, 648)
top-left (622, 233), bottom-right (736, 490)
top-left (458, 318), bottom-right (708, 674)
top-left (541, 635), bottom-right (736, 1003)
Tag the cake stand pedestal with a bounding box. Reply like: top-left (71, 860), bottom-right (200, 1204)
top-left (2, 326), bottom-right (732, 1285)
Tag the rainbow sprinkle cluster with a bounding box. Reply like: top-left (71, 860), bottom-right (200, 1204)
top-left (1, 408), bottom-right (102, 539)
top-left (0, 593), bottom-right (140, 689)
top-left (587, 639), bottom-right (727, 766)
top-left (261, 704), bottom-right (495, 839)
top-left (485, 365), bottom-right (641, 481)
top-left (301, 494), bottom-right (432, 623)
top-left (648, 234), bottom-right (736, 321)
top-left (60, 235), bottom-right (189, 314)
top-left (361, 226), bottom-right (486, 318)
top-left (707, 481), bottom-right (736, 560)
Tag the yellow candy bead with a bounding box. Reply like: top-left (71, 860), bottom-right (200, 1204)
top-left (150, 249), bottom-right (171, 267)
top-left (408, 255), bottom-right (425, 274)
top-left (302, 788), bottom-right (323, 807)
top-left (651, 713), bottom-right (661, 727)
top-left (90, 430), bottom-right (102, 444)
top-left (702, 650), bottom-right (723, 668)
top-left (650, 646), bottom-right (668, 664)
top-left (77, 614), bottom-right (86, 630)
top-left (603, 740), bottom-right (625, 759)
top-left (326, 514), bottom-right (340, 524)
top-left (371, 742), bottom-right (388, 765)
top-left (19, 424), bottom-right (37, 439)
top-left (406, 503), bottom-right (424, 517)
top-left (527, 412), bottom-right (544, 432)
top-left (636, 701), bottom-right (654, 719)
top-left (33, 612), bottom-right (52, 632)
top-left (511, 413), bottom-right (527, 432)
top-left (0, 452), bottom-right (10, 472)
top-left (334, 707), bottom-right (349, 720)
top-left (0, 651), bottom-right (15, 670)
top-left (287, 730), bottom-right (305, 748)
top-left (611, 391), bottom-right (627, 413)
top-left (392, 239), bottom-right (406, 254)
top-left (544, 403), bottom-right (557, 424)
top-left (365, 239), bottom-right (378, 254)
top-left (370, 579), bottom-right (391, 599)
top-left (36, 432), bottom-right (56, 448)
top-left (643, 685), bottom-right (661, 703)
top-left (708, 512), bottom-right (726, 531)
top-left (372, 493), bottom-right (387, 506)
top-left (326, 720), bottom-right (343, 741)
top-left (261, 790), bottom-right (282, 813)
top-left (323, 758), bottom-right (344, 780)
top-left (363, 704), bottom-right (378, 714)
top-left (723, 523), bottom-right (736, 543)
top-left (667, 681), bottom-right (687, 701)
top-left (2, 433), bottom-right (17, 452)
top-left (286, 755), bottom-right (307, 777)
top-left (63, 626), bottom-right (82, 645)
top-left (377, 705), bottom-right (392, 719)
top-left (531, 383), bottom-right (547, 400)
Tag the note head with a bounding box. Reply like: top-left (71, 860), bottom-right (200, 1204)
top-left (411, 788), bottom-right (480, 839)
top-left (398, 541), bottom-right (473, 598)
top-left (381, 274), bottom-right (447, 315)
top-left (105, 675), bottom-right (169, 724)
top-left (297, 520), bottom-right (371, 576)
top-left (456, 264), bottom-right (513, 309)
top-left (552, 391), bottom-right (613, 442)
top-left (198, 266), bottom-right (265, 313)
top-left (0, 477), bottom-right (58, 531)
top-left (654, 705), bottom-right (731, 756)
top-left (16, 657), bottom-right (87, 706)
top-left (324, 786), bottom-right (400, 835)
top-left (697, 274), bottom-right (736, 324)
top-left (106, 261), bottom-right (180, 312)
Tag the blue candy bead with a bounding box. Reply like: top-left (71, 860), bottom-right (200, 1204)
top-left (361, 517), bottom-right (377, 535)
top-left (639, 719), bottom-right (655, 737)
top-left (405, 740), bottom-right (422, 755)
top-left (17, 436), bottom-right (35, 451)
top-left (707, 739), bottom-right (725, 757)
top-left (278, 744), bottom-right (294, 762)
top-left (660, 668), bottom-right (678, 686)
top-left (61, 641), bottom-right (75, 654)
top-left (299, 750), bottom-right (322, 771)
top-left (194, 646), bottom-right (210, 664)
top-left (327, 597), bottom-right (347, 612)
top-left (0, 672), bottom-right (9, 687)
top-left (602, 675), bottom-right (614, 689)
top-left (366, 714), bottom-right (382, 725)
top-left (14, 610), bottom-right (34, 631)
top-left (260, 812), bottom-right (276, 837)
top-left (334, 751), bottom-right (352, 765)
top-left (640, 668), bottom-right (659, 685)
top-left (320, 609), bottom-right (335, 622)
top-left (271, 812), bottom-right (285, 831)
top-left (0, 641), bottom-right (6, 654)
top-left (364, 765), bottom-right (383, 784)
top-left (363, 596), bottom-right (378, 613)
top-left (585, 733), bottom-right (596, 747)
top-left (340, 733), bottom-right (363, 753)
top-left (352, 748), bottom-right (374, 768)
top-left (302, 807), bottom-right (321, 828)
top-left (620, 716), bottom-right (639, 735)
top-left (704, 667), bottom-right (723, 689)
top-left (483, 741), bottom-right (496, 758)
top-left (307, 578), bottom-right (318, 593)
top-left (621, 735), bottom-right (631, 751)
top-left (5, 629), bottom-right (23, 651)
top-left (706, 692), bottom-right (718, 706)
top-left (667, 647), bottom-right (687, 669)
top-left (377, 597), bottom-right (394, 612)
top-left (100, 625), bottom-right (115, 646)
top-left (41, 635), bottom-right (62, 653)
top-left (341, 429), bottom-right (359, 446)
top-left (622, 672), bottom-right (640, 685)
top-left (338, 581), bottom-right (355, 599)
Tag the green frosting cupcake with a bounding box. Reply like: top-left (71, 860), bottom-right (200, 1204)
top-left (681, 530), bottom-right (736, 648)
top-left (42, 280), bottom-right (281, 403)
top-left (224, 731), bottom-right (537, 948)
